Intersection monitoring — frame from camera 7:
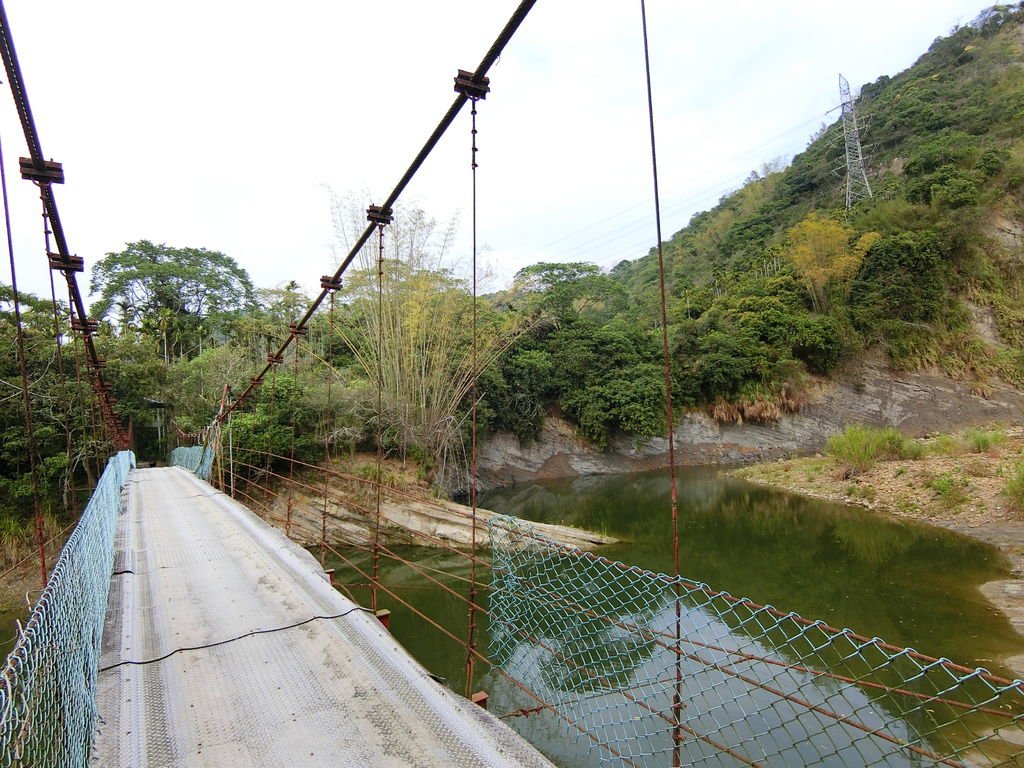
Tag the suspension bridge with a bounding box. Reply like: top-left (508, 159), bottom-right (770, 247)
top-left (2, 1), bottom-right (1024, 767)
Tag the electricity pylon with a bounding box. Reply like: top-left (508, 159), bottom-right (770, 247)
top-left (839, 73), bottom-right (873, 209)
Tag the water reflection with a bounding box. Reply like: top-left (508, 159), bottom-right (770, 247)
top-left (487, 514), bottom-right (1024, 767)
top-left (482, 468), bottom-right (1022, 677)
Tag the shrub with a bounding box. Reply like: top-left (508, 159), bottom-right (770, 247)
top-left (904, 131), bottom-right (977, 177)
top-left (977, 147), bottom-right (1008, 177)
top-left (826, 424), bottom-right (920, 475)
top-left (928, 472), bottom-right (969, 509)
top-left (356, 464), bottom-right (399, 488)
top-left (0, 515), bottom-right (32, 566)
top-left (846, 484), bottom-right (877, 501)
top-left (794, 315), bottom-right (842, 374)
top-left (964, 458), bottom-right (992, 477)
top-left (898, 439), bottom-right (925, 460)
top-left (931, 175), bottom-right (980, 209)
top-left (1004, 463), bottom-right (1024, 514)
top-left (928, 433), bottom-right (962, 456)
top-left (849, 231), bottom-right (946, 331)
top-left (963, 428), bottom-right (1005, 453)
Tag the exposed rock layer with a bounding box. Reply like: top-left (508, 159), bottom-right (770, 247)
top-left (478, 355), bottom-right (1024, 489)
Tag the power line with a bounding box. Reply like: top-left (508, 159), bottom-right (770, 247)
top-left (506, 108), bottom-right (839, 272)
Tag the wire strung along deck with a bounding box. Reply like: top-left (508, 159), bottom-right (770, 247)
top-left (488, 515), bottom-right (1024, 767)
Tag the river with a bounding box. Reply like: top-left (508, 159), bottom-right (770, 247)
top-left (325, 467), bottom-right (1024, 766)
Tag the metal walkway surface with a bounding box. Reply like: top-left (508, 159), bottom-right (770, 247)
top-left (91, 467), bottom-right (552, 768)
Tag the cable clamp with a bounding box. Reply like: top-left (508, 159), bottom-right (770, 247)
top-left (320, 275), bottom-right (343, 292)
top-left (71, 317), bottom-right (98, 335)
top-left (454, 70), bottom-right (489, 100)
top-left (19, 157), bottom-right (64, 184)
top-left (366, 205), bottom-right (393, 226)
top-left (47, 251), bottom-right (84, 273)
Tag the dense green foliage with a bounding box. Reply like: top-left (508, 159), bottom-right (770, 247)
top-left (91, 240), bottom-right (255, 362)
top-left (479, 6), bottom-right (1024, 442)
top-left (0, 287), bottom-right (106, 562)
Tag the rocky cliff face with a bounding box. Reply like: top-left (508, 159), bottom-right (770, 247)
top-left (477, 354), bottom-right (1024, 489)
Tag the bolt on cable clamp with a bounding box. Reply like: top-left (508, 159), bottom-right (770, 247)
top-left (366, 205), bottom-right (393, 226)
top-left (47, 251), bottom-right (83, 273)
top-left (320, 275), bottom-right (343, 292)
top-left (454, 70), bottom-right (490, 100)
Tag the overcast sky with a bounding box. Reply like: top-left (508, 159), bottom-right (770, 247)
top-left (0, 0), bottom-right (992, 305)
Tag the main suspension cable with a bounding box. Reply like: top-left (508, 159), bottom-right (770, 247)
top-left (0, 0), bottom-right (127, 446)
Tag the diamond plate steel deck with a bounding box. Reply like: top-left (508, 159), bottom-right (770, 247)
top-left (91, 467), bottom-right (552, 768)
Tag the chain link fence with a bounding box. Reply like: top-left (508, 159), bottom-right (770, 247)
top-left (489, 515), bottom-right (1024, 767)
top-left (0, 451), bottom-right (134, 768)
top-left (170, 444), bottom-right (214, 481)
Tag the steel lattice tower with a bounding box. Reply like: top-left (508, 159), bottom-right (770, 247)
top-left (839, 73), bottom-right (873, 208)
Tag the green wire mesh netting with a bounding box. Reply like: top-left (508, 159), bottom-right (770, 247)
top-left (489, 515), bottom-right (1024, 768)
top-left (170, 443), bottom-right (214, 480)
top-left (0, 451), bottom-right (134, 768)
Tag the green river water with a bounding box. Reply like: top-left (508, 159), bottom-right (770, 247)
top-left (325, 467), bottom-right (1024, 766)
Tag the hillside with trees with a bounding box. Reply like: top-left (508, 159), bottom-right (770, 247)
top-left (481, 3), bottom-right (1024, 446)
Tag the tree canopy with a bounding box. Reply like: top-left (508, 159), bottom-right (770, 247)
top-left (90, 240), bottom-right (255, 360)
top-left (785, 213), bottom-right (879, 312)
top-left (510, 261), bottom-right (625, 322)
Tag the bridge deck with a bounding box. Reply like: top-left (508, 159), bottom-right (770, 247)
top-left (92, 467), bottom-right (551, 768)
